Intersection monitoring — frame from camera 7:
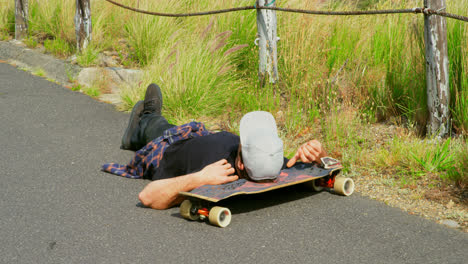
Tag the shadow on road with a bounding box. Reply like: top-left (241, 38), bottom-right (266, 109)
top-left (168, 184), bottom-right (323, 221)
top-left (220, 185), bottom-right (322, 214)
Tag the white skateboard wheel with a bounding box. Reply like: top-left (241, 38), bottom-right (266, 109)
top-left (333, 177), bottom-right (354, 196)
top-left (209, 206), bottom-right (231, 228)
top-left (180, 200), bottom-right (199, 221)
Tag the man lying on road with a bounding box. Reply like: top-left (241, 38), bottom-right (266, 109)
top-left (102, 84), bottom-right (327, 209)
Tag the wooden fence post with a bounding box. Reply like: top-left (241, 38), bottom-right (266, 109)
top-left (15, 0), bottom-right (28, 40)
top-left (75, 0), bottom-right (92, 52)
top-left (424, 0), bottom-right (450, 137)
top-left (256, 0), bottom-right (278, 84)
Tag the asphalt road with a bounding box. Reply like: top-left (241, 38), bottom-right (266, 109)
top-left (1, 62), bottom-right (467, 264)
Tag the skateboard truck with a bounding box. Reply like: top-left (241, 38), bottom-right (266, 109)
top-left (309, 173), bottom-right (354, 196)
top-left (315, 176), bottom-right (335, 189)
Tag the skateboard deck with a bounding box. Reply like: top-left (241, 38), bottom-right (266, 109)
top-left (180, 162), bottom-right (343, 203)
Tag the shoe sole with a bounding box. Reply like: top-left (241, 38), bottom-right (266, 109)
top-left (144, 83), bottom-right (163, 115)
top-left (121, 100), bottom-right (144, 150)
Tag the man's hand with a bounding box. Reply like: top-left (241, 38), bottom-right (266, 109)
top-left (198, 159), bottom-right (239, 185)
top-left (286, 140), bottom-right (326, 168)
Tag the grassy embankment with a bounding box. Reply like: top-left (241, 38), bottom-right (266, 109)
top-left (0, 0), bottom-right (466, 188)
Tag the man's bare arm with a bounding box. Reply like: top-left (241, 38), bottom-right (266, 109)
top-left (138, 159), bottom-right (238, 210)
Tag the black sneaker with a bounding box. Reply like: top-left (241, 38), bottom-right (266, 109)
top-left (120, 100), bottom-right (144, 150)
top-left (143, 83), bottom-right (163, 115)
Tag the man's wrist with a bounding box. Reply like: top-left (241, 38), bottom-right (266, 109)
top-left (191, 170), bottom-right (206, 188)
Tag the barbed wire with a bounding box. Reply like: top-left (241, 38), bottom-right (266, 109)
top-left (103, 0), bottom-right (468, 23)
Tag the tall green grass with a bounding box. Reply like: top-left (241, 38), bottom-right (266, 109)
top-left (120, 1), bottom-right (184, 66)
top-left (120, 35), bottom-right (247, 122)
top-left (0, 1), bottom-right (14, 39)
top-left (448, 15), bottom-right (468, 135)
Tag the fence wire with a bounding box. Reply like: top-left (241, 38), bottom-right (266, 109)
top-left (104, 0), bottom-right (468, 22)
top-left (104, 0), bottom-right (254, 17)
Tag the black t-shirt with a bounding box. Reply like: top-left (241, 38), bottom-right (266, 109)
top-left (152, 131), bottom-right (240, 181)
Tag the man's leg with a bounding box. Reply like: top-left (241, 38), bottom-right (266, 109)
top-left (138, 113), bottom-right (175, 147)
top-left (121, 83), bottom-right (175, 151)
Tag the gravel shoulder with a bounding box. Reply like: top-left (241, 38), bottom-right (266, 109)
top-left (356, 173), bottom-right (467, 232)
top-left (348, 124), bottom-right (467, 232)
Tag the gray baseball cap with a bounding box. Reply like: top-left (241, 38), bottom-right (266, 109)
top-left (239, 111), bottom-right (284, 181)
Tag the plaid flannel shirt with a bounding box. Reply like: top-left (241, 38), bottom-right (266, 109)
top-left (102, 122), bottom-right (212, 179)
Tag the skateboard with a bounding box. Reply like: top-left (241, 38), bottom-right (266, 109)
top-left (179, 158), bottom-right (354, 227)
